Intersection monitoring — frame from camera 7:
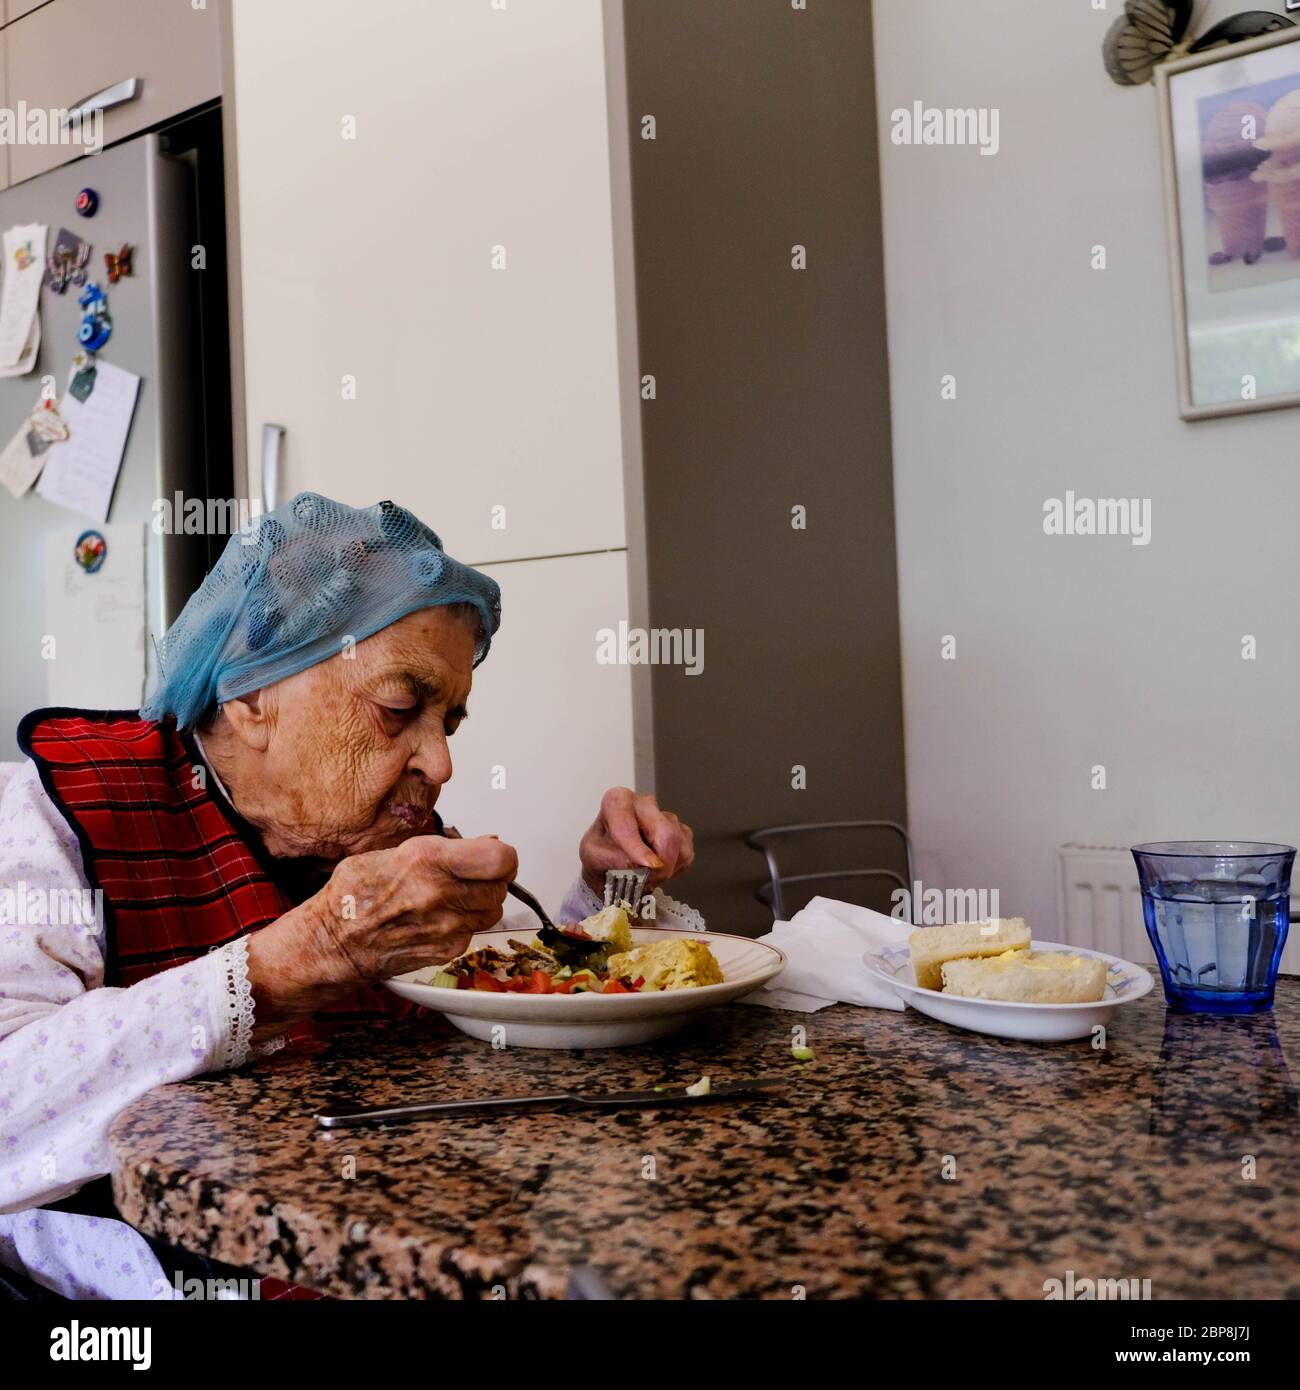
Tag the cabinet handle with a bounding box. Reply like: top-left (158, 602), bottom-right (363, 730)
top-left (261, 423), bottom-right (286, 513)
top-left (59, 77), bottom-right (142, 129)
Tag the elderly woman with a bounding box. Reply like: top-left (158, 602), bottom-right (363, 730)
top-left (0, 493), bottom-right (696, 1299)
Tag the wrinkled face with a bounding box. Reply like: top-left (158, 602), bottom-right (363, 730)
top-left (246, 607), bottom-right (476, 860)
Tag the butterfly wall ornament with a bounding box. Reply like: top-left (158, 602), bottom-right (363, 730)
top-left (1103, 1), bottom-right (1294, 87)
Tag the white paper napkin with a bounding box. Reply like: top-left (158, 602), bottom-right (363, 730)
top-left (740, 895), bottom-right (912, 1012)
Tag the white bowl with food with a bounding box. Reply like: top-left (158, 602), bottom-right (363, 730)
top-left (862, 920), bottom-right (1154, 1042)
top-left (385, 906), bottom-right (786, 1048)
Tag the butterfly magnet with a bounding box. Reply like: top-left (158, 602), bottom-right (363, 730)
top-left (104, 244), bottom-right (132, 284)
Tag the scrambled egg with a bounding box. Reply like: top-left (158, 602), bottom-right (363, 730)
top-left (605, 938), bottom-right (723, 991)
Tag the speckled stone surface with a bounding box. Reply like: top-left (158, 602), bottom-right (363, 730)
top-left (108, 979), bottom-right (1300, 1299)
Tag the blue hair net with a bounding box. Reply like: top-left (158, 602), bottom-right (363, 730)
top-left (141, 493), bottom-right (502, 730)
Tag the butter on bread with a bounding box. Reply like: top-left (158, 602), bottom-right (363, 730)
top-left (606, 937), bottom-right (722, 991)
top-left (908, 918), bottom-right (1030, 991)
top-left (940, 949), bottom-right (1107, 1004)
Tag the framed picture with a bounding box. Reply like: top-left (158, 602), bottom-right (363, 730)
top-left (1158, 26), bottom-right (1300, 419)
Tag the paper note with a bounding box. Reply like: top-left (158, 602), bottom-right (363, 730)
top-left (0, 224), bottom-right (46, 370)
top-left (43, 523), bottom-right (146, 708)
top-left (0, 414), bottom-right (46, 498)
top-left (37, 360), bottom-right (141, 522)
top-left (0, 312), bottom-right (40, 379)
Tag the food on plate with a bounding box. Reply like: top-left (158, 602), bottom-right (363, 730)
top-left (908, 918), bottom-right (1030, 991)
top-left (605, 937), bottom-right (723, 991)
top-left (556, 903), bottom-right (634, 954)
top-left (432, 904), bottom-right (724, 995)
top-left (941, 949), bottom-right (1107, 1004)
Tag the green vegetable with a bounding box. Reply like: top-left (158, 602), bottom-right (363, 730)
top-left (430, 970), bottom-right (459, 990)
top-left (791, 1045), bottom-right (815, 1062)
top-left (536, 924), bottom-right (614, 971)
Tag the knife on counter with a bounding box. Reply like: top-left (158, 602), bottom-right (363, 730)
top-left (315, 1076), bottom-right (782, 1128)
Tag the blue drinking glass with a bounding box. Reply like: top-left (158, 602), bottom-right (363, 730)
top-left (1132, 842), bottom-right (1295, 1015)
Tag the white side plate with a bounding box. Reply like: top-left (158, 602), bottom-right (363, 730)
top-left (861, 940), bottom-right (1155, 1042)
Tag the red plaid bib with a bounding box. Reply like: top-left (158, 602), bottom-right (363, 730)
top-left (19, 708), bottom-right (420, 1299)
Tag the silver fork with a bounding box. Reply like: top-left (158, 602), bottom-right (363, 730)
top-left (604, 867), bottom-right (650, 914)
top-left (443, 824), bottom-right (556, 930)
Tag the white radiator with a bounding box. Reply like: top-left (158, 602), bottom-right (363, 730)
top-left (1056, 844), bottom-right (1300, 975)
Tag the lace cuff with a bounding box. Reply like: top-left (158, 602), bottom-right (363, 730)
top-left (654, 889), bottom-right (708, 933)
top-left (210, 937), bottom-right (256, 1070)
top-left (565, 874), bottom-right (707, 932)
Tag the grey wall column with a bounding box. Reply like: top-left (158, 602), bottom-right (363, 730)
top-left (616, 0), bottom-right (907, 933)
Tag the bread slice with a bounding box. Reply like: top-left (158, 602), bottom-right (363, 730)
top-left (908, 918), bottom-right (1030, 991)
top-left (571, 904), bottom-right (633, 954)
top-left (941, 950), bottom-right (1107, 1004)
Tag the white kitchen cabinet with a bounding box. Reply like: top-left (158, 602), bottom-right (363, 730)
top-left (228, 0), bottom-right (628, 565)
top-left (438, 549), bottom-right (636, 914)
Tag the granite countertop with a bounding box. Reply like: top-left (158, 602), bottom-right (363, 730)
top-left (108, 979), bottom-right (1300, 1299)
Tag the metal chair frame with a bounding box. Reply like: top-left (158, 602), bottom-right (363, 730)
top-left (743, 820), bottom-right (915, 923)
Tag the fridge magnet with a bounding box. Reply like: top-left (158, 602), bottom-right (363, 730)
top-left (104, 245), bottom-right (132, 284)
top-left (69, 352), bottom-right (97, 402)
top-left (45, 228), bottom-right (92, 294)
top-left (27, 397), bottom-right (69, 457)
top-left (74, 530), bottom-right (107, 574)
top-left (76, 283), bottom-right (112, 352)
top-left (29, 396), bottom-right (69, 442)
top-left (75, 188), bottom-right (99, 218)
top-left (1159, 25), bottom-right (1300, 416)
top-left (13, 240), bottom-right (34, 272)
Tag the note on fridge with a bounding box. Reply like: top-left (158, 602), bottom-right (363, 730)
top-left (36, 360), bottom-right (141, 522)
top-left (0, 416), bottom-right (45, 498)
top-left (0, 224), bottom-right (46, 372)
top-left (43, 523), bottom-right (146, 709)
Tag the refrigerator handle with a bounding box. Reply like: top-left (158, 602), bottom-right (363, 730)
top-left (59, 77), bottom-right (142, 129)
top-left (261, 423), bottom-right (286, 512)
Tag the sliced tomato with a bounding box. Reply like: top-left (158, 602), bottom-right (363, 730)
top-left (472, 969), bottom-right (507, 993)
top-left (505, 976), bottom-right (530, 992)
top-left (631, 976), bottom-right (645, 990)
top-left (550, 979), bottom-right (574, 994)
top-left (456, 973), bottom-right (472, 990)
top-left (602, 978), bottom-right (631, 994)
top-left (527, 969), bottom-right (552, 994)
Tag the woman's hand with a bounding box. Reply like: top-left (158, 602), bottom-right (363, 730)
top-left (245, 834), bottom-right (517, 1038)
top-left (578, 788), bottom-right (695, 898)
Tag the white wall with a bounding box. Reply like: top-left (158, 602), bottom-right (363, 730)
top-left (874, 1), bottom-right (1300, 936)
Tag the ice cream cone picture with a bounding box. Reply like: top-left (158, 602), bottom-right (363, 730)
top-left (1252, 89), bottom-right (1300, 260)
top-left (1202, 100), bottom-right (1270, 264)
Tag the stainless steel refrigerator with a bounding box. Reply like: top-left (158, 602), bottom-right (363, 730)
top-left (0, 107), bottom-right (230, 757)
